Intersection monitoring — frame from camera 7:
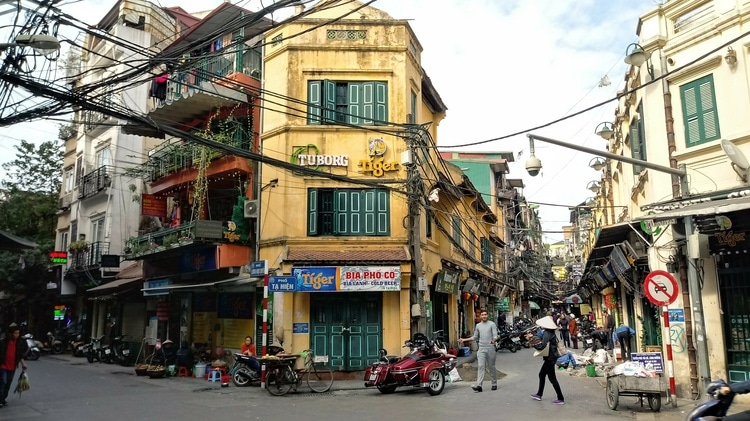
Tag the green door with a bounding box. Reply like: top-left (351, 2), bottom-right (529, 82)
top-left (310, 293), bottom-right (382, 371)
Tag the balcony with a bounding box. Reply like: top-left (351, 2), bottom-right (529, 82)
top-left (124, 219), bottom-right (250, 259)
top-left (122, 48), bottom-right (261, 138)
top-left (68, 241), bottom-right (109, 269)
top-left (78, 166), bottom-right (112, 200)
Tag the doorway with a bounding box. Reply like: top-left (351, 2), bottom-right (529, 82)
top-left (310, 293), bottom-right (382, 371)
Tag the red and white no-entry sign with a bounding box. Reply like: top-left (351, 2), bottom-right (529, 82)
top-left (644, 270), bottom-right (679, 306)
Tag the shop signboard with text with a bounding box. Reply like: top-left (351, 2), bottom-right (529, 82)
top-left (282, 266), bottom-right (401, 292)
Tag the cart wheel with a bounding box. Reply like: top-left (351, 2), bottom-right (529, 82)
top-left (648, 393), bottom-right (661, 412)
top-left (606, 378), bottom-right (619, 410)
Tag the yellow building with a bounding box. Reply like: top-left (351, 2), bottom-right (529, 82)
top-left (259, 1), bottom-right (504, 371)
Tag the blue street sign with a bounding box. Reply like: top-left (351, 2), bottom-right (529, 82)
top-left (250, 260), bottom-right (268, 277)
top-left (269, 276), bottom-right (297, 292)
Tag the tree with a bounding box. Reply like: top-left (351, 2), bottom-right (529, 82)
top-left (0, 139), bottom-right (62, 299)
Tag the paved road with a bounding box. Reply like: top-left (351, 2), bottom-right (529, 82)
top-left (0, 349), bottom-right (742, 421)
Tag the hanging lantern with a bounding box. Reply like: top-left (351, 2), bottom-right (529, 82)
top-left (463, 292), bottom-right (471, 301)
top-left (472, 293), bottom-right (479, 301)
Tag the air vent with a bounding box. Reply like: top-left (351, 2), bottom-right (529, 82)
top-left (243, 200), bottom-right (259, 218)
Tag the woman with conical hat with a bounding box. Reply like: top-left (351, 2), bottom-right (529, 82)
top-left (526, 315), bottom-right (565, 405)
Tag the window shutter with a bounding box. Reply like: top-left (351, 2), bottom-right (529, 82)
top-left (682, 84), bottom-right (700, 145)
top-left (699, 79), bottom-right (720, 141)
top-left (308, 81), bottom-right (322, 125)
top-left (324, 80), bottom-right (336, 123)
top-left (630, 122), bottom-right (643, 174)
top-left (334, 190), bottom-right (349, 234)
top-left (361, 82), bottom-right (374, 125)
top-left (376, 190), bottom-right (389, 235)
top-left (374, 82), bottom-right (388, 125)
top-left (350, 190), bottom-right (361, 234)
top-left (308, 189), bottom-right (318, 235)
top-left (348, 83), bottom-right (362, 125)
top-left (452, 216), bottom-right (461, 248)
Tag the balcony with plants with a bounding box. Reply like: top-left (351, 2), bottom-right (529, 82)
top-left (68, 240), bottom-right (110, 270)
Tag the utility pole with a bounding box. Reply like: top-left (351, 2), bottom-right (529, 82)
top-left (406, 125), bottom-right (425, 335)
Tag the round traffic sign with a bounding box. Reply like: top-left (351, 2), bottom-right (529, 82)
top-left (644, 270), bottom-right (679, 306)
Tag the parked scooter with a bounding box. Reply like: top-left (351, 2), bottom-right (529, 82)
top-left (230, 345), bottom-right (284, 387)
top-left (86, 336), bottom-right (110, 363)
top-left (47, 331), bottom-right (64, 354)
top-left (23, 333), bottom-right (41, 360)
top-left (364, 330), bottom-right (456, 396)
top-left (494, 326), bottom-right (521, 353)
top-left (109, 335), bottom-right (131, 366)
top-left (685, 378), bottom-right (749, 420)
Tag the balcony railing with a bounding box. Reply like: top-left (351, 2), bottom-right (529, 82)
top-left (161, 47), bottom-right (261, 107)
top-left (69, 241), bottom-right (109, 268)
top-left (79, 165), bottom-right (112, 200)
top-left (124, 219), bottom-right (249, 259)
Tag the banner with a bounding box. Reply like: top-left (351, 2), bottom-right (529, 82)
top-left (435, 269), bottom-right (460, 295)
top-left (141, 194), bottom-right (167, 217)
top-left (277, 266), bottom-right (402, 292)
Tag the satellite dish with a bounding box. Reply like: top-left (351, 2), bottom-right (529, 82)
top-left (720, 139), bottom-right (750, 182)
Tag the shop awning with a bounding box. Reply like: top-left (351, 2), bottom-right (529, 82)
top-left (583, 222), bottom-right (639, 270)
top-left (564, 294), bottom-right (583, 304)
top-left (286, 247), bottom-right (410, 262)
top-left (633, 195), bottom-right (750, 222)
top-left (88, 276), bottom-right (143, 292)
top-left (140, 275), bottom-right (255, 294)
top-left (0, 230), bottom-right (37, 251)
top-left (528, 301), bottom-right (540, 310)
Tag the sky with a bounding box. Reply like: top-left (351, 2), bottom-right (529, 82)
top-left (0, 0), bottom-right (665, 243)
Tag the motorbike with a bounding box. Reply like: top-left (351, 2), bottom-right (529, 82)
top-left (86, 336), bottom-right (110, 363)
top-left (230, 345), bottom-right (285, 387)
top-left (109, 335), bottom-right (131, 366)
top-left (46, 331), bottom-right (64, 354)
top-left (364, 331), bottom-right (456, 396)
top-left (23, 333), bottom-right (41, 361)
top-left (494, 326), bottom-right (521, 353)
top-left (685, 379), bottom-right (748, 420)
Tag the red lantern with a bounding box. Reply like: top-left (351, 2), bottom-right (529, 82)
top-left (463, 292), bottom-right (471, 301)
top-left (472, 294), bottom-right (479, 301)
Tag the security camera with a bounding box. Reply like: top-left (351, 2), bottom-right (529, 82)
top-left (525, 156), bottom-right (542, 177)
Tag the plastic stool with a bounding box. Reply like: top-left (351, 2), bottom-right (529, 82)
top-left (208, 369), bottom-right (222, 382)
top-left (178, 367), bottom-right (189, 378)
top-left (221, 375), bottom-right (231, 384)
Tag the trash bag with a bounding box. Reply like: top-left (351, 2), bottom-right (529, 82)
top-left (14, 370), bottom-right (29, 397)
top-left (446, 367), bottom-right (462, 383)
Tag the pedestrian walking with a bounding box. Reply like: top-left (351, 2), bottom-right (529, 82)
top-left (615, 323), bottom-right (636, 361)
top-left (459, 308), bottom-right (498, 392)
top-left (557, 313), bottom-right (570, 348)
top-left (603, 309), bottom-right (615, 350)
top-left (0, 324), bottom-right (27, 407)
top-left (569, 314), bottom-right (579, 349)
top-left (526, 315), bottom-right (565, 405)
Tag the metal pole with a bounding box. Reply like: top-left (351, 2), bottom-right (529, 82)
top-left (680, 168), bottom-right (711, 394)
top-left (662, 306), bottom-right (677, 406)
top-left (260, 269), bottom-right (269, 389)
top-left (407, 126), bottom-right (425, 335)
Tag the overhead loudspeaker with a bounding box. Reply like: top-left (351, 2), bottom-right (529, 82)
top-left (720, 139), bottom-right (750, 182)
top-left (243, 200), bottom-right (259, 218)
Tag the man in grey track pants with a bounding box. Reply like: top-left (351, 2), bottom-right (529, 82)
top-left (459, 308), bottom-right (498, 392)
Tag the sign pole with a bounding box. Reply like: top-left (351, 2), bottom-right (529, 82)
top-left (249, 260), bottom-right (269, 390)
top-left (662, 306), bottom-right (677, 407)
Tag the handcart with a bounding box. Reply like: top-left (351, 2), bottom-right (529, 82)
top-left (606, 372), bottom-right (664, 412)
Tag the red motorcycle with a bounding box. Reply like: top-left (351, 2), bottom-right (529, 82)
top-left (364, 331), bottom-right (456, 396)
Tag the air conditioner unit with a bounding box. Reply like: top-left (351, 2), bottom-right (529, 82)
top-left (58, 194), bottom-right (72, 210)
top-left (243, 200), bottom-right (259, 218)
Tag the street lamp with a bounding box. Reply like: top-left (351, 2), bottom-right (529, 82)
top-left (525, 132), bottom-right (710, 395)
top-left (594, 122), bottom-right (614, 140)
top-left (624, 42), bottom-right (655, 80)
top-left (586, 180), bottom-right (600, 194)
top-left (0, 34), bottom-right (61, 55)
top-left (589, 157), bottom-right (606, 171)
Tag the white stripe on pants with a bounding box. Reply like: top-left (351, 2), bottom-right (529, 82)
top-left (476, 346), bottom-right (497, 386)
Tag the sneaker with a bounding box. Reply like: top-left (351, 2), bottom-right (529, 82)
top-left (552, 400), bottom-right (565, 405)
top-left (471, 385), bottom-right (482, 392)
top-left (491, 385), bottom-right (497, 391)
top-left (530, 394), bottom-right (542, 401)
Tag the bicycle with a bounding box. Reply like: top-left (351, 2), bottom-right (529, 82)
top-left (265, 349), bottom-right (334, 396)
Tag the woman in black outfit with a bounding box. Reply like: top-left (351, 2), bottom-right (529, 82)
top-left (526, 315), bottom-right (565, 405)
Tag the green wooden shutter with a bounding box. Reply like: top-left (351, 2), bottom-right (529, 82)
top-left (308, 189), bottom-right (318, 235)
top-left (349, 83), bottom-right (362, 125)
top-left (452, 216), bottom-right (461, 248)
top-left (681, 75), bottom-right (720, 147)
top-left (630, 122), bottom-right (643, 174)
top-left (308, 81), bottom-right (322, 125)
top-left (361, 82), bottom-right (374, 125)
top-left (350, 190), bottom-right (361, 234)
top-left (324, 80), bottom-right (336, 123)
top-left (334, 190), bottom-right (347, 234)
top-left (374, 82), bottom-right (388, 125)
top-left (376, 190), bottom-right (389, 235)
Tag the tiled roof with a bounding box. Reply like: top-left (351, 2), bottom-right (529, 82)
top-left (287, 247), bottom-right (410, 263)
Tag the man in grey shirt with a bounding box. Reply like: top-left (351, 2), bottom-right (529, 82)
top-left (459, 308), bottom-right (498, 392)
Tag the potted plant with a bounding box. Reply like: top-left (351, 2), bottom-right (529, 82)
top-left (68, 240), bottom-right (89, 255)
